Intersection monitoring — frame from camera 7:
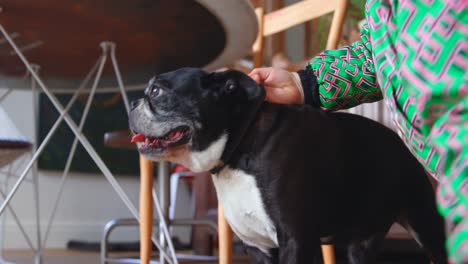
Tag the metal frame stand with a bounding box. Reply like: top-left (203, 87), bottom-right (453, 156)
top-left (0, 22), bottom-right (178, 264)
top-left (101, 171), bottom-right (218, 264)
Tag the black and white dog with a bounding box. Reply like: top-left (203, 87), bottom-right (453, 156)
top-left (129, 68), bottom-right (447, 264)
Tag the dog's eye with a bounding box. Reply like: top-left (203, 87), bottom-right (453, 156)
top-left (150, 86), bottom-right (162, 98)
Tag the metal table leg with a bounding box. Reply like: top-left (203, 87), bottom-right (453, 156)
top-left (0, 24), bottom-right (176, 263)
top-left (158, 162), bottom-right (170, 264)
top-left (30, 64), bottom-right (42, 264)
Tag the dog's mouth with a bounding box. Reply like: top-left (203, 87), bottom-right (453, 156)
top-left (131, 125), bottom-right (192, 154)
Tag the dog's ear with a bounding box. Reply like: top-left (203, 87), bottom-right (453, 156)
top-left (223, 80), bottom-right (237, 94)
top-left (244, 78), bottom-right (265, 102)
top-left (202, 70), bottom-right (265, 103)
top-left (201, 71), bottom-right (236, 94)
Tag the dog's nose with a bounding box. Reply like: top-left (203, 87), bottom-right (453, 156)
top-left (130, 99), bottom-right (141, 111)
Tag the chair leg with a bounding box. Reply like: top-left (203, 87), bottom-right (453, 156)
top-left (322, 244), bottom-right (336, 264)
top-left (140, 155), bottom-right (154, 264)
top-left (218, 203), bottom-right (233, 264)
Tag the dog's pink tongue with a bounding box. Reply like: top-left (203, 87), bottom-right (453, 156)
top-left (131, 133), bottom-right (146, 143)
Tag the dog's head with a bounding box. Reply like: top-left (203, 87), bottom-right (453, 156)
top-left (129, 67), bottom-right (265, 172)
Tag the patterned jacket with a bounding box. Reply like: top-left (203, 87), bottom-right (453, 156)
top-left (297, 0), bottom-right (467, 262)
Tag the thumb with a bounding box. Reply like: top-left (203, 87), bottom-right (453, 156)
top-left (249, 68), bottom-right (273, 84)
top-left (249, 73), bottom-right (261, 84)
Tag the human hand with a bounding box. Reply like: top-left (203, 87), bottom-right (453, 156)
top-left (248, 67), bottom-right (304, 104)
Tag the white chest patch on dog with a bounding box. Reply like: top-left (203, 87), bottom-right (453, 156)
top-left (170, 134), bottom-right (227, 173)
top-left (212, 168), bottom-right (278, 254)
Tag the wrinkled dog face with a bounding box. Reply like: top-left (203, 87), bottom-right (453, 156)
top-left (129, 68), bottom-right (264, 172)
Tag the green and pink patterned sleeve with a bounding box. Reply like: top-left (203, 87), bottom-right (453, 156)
top-left (298, 1), bottom-right (467, 262)
top-left (382, 1), bottom-right (467, 262)
top-left (298, 25), bottom-right (383, 111)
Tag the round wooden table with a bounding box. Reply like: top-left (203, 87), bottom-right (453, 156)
top-left (0, 1), bottom-right (257, 263)
top-left (0, 0), bottom-right (257, 87)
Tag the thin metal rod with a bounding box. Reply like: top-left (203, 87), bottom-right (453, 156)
top-left (0, 166), bottom-right (10, 261)
top-left (24, 84), bottom-right (145, 94)
top-left (158, 162), bottom-right (169, 264)
top-left (0, 188), bottom-right (35, 250)
top-left (10, 150), bottom-right (29, 173)
top-left (0, 166), bottom-right (11, 262)
top-left (0, 32), bottom-right (19, 45)
top-left (109, 43), bottom-right (130, 113)
top-left (0, 25), bottom-right (174, 263)
top-left (30, 64), bottom-right (43, 264)
top-left (0, 88), bottom-right (12, 103)
top-left (8, 41), bottom-right (43, 56)
top-left (152, 188), bottom-right (179, 264)
top-left (0, 168), bottom-right (16, 264)
top-left (41, 56), bottom-right (104, 247)
top-left (171, 219), bottom-right (218, 231)
top-left (0, 172), bottom-right (33, 182)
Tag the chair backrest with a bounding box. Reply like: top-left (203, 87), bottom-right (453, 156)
top-left (252, 0), bottom-right (349, 68)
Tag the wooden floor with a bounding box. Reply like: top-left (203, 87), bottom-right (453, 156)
top-left (3, 249), bottom-right (250, 264)
top-left (4, 249), bottom-right (100, 264)
top-left (3, 245), bottom-right (432, 264)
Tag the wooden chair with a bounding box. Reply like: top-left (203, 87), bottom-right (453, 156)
top-left (219, 1), bottom-right (349, 263)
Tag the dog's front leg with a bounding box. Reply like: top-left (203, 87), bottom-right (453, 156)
top-left (244, 245), bottom-right (277, 264)
top-left (278, 235), bottom-right (323, 264)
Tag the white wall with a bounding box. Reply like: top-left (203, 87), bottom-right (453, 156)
top-left (0, 88), bottom-right (192, 249)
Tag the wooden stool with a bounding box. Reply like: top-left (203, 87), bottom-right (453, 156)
top-left (139, 156), bottom-right (154, 264)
